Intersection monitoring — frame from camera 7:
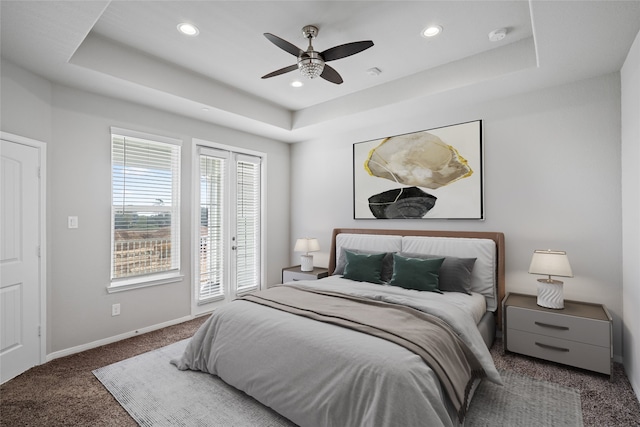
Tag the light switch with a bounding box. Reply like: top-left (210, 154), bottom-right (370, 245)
top-left (68, 216), bottom-right (78, 229)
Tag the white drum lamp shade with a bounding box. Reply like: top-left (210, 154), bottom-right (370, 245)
top-left (294, 238), bottom-right (320, 272)
top-left (528, 249), bottom-right (573, 309)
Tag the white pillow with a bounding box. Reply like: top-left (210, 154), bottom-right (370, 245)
top-left (401, 236), bottom-right (497, 311)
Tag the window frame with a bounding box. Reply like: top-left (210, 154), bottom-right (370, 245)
top-left (108, 127), bottom-right (183, 293)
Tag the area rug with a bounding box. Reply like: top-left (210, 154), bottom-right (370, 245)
top-left (466, 369), bottom-right (583, 426)
top-left (94, 340), bottom-right (583, 426)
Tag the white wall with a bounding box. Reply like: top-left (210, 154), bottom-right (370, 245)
top-left (291, 73), bottom-right (625, 359)
top-left (621, 30), bottom-right (640, 400)
top-left (0, 60), bottom-right (52, 144)
top-left (1, 59), bottom-right (291, 355)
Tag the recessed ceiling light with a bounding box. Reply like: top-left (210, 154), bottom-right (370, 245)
top-left (291, 81), bottom-right (304, 88)
top-left (177, 23), bottom-right (199, 36)
top-left (421, 25), bottom-right (442, 38)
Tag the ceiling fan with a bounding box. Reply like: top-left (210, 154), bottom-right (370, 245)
top-left (261, 25), bottom-right (374, 85)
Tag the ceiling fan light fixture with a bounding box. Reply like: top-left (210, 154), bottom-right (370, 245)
top-left (422, 25), bottom-right (442, 38)
top-left (298, 53), bottom-right (325, 79)
top-left (177, 22), bottom-right (199, 36)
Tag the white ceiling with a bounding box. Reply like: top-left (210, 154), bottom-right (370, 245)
top-left (1, 1), bottom-right (639, 143)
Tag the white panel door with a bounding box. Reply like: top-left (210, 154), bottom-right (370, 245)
top-left (0, 139), bottom-right (41, 383)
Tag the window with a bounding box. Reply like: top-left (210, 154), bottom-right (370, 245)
top-left (110, 128), bottom-right (181, 290)
top-left (197, 146), bottom-right (261, 310)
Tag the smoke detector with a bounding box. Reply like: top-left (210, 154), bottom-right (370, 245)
top-left (366, 67), bottom-right (382, 76)
top-left (488, 28), bottom-right (507, 42)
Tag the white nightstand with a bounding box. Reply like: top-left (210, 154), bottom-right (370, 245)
top-left (282, 265), bottom-right (329, 283)
top-left (503, 293), bottom-right (612, 378)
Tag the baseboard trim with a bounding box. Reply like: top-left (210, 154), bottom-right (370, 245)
top-left (46, 315), bottom-right (194, 362)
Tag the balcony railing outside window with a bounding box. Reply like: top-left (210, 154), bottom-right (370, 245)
top-left (113, 237), bottom-right (172, 278)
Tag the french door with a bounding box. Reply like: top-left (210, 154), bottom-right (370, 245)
top-left (193, 146), bottom-right (262, 315)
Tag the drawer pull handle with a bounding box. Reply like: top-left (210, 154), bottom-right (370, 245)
top-left (535, 342), bottom-right (569, 352)
top-left (534, 321), bottom-right (569, 330)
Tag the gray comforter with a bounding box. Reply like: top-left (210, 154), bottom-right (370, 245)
top-left (172, 277), bottom-right (502, 427)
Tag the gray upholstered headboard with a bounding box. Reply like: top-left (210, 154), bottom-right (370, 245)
top-left (328, 228), bottom-right (506, 329)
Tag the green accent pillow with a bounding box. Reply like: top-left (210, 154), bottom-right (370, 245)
top-left (332, 248), bottom-right (394, 282)
top-left (389, 254), bottom-right (445, 292)
top-left (399, 252), bottom-right (476, 294)
top-left (343, 250), bottom-right (386, 284)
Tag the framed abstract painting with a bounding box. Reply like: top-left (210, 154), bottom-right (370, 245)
top-left (353, 120), bottom-right (483, 220)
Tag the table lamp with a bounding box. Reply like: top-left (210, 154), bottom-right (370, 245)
top-left (294, 238), bottom-right (320, 272)
top-left (528, 249), bottom-right (573, 309)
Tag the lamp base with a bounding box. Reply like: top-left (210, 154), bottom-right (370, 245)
top-left (300, 255), bottom-right (314, 272)
top-left (536, 279), bottom-right (564, 309)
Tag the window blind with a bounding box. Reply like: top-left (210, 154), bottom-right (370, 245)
top-left (111, 131), bottom-right (181, 283)
top-left (199, 154), bottom-right (226, 300)
top-left (235, 155), bottom-right (261, 293)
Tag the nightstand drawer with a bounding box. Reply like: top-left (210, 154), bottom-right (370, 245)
top-left (507, 306), bottom-right (609, 347)
top-left (284, 270), bottom-right (319, 281)
top-left (282, 266), bottom-right (329, 283)
top-left (507, 330), bottom-right (611, 375)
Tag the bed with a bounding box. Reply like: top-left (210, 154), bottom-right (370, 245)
top-left (172, 228), bottom-right (506, 427)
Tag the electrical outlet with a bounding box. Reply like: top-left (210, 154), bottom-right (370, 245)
top-left (112, 303), bottom-right (121, 316)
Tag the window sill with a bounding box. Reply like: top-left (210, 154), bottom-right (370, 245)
top-left (107, 272), bottom-right (183, 294)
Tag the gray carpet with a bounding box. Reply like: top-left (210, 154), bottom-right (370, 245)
top-left (94, 339), bottom-right (583, 427)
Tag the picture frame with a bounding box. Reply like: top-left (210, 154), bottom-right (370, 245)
top-left (353, 120), bottom-right (483, 220)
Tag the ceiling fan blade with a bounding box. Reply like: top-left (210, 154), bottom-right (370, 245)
top-left (320, 64), bottom-right (343, 84)
top-left (263, 33), bottom-right (303, 57)
top-left (321, 40), bottom-right (374, 62)
top-left (261, 64), bottom-right (299, 79)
